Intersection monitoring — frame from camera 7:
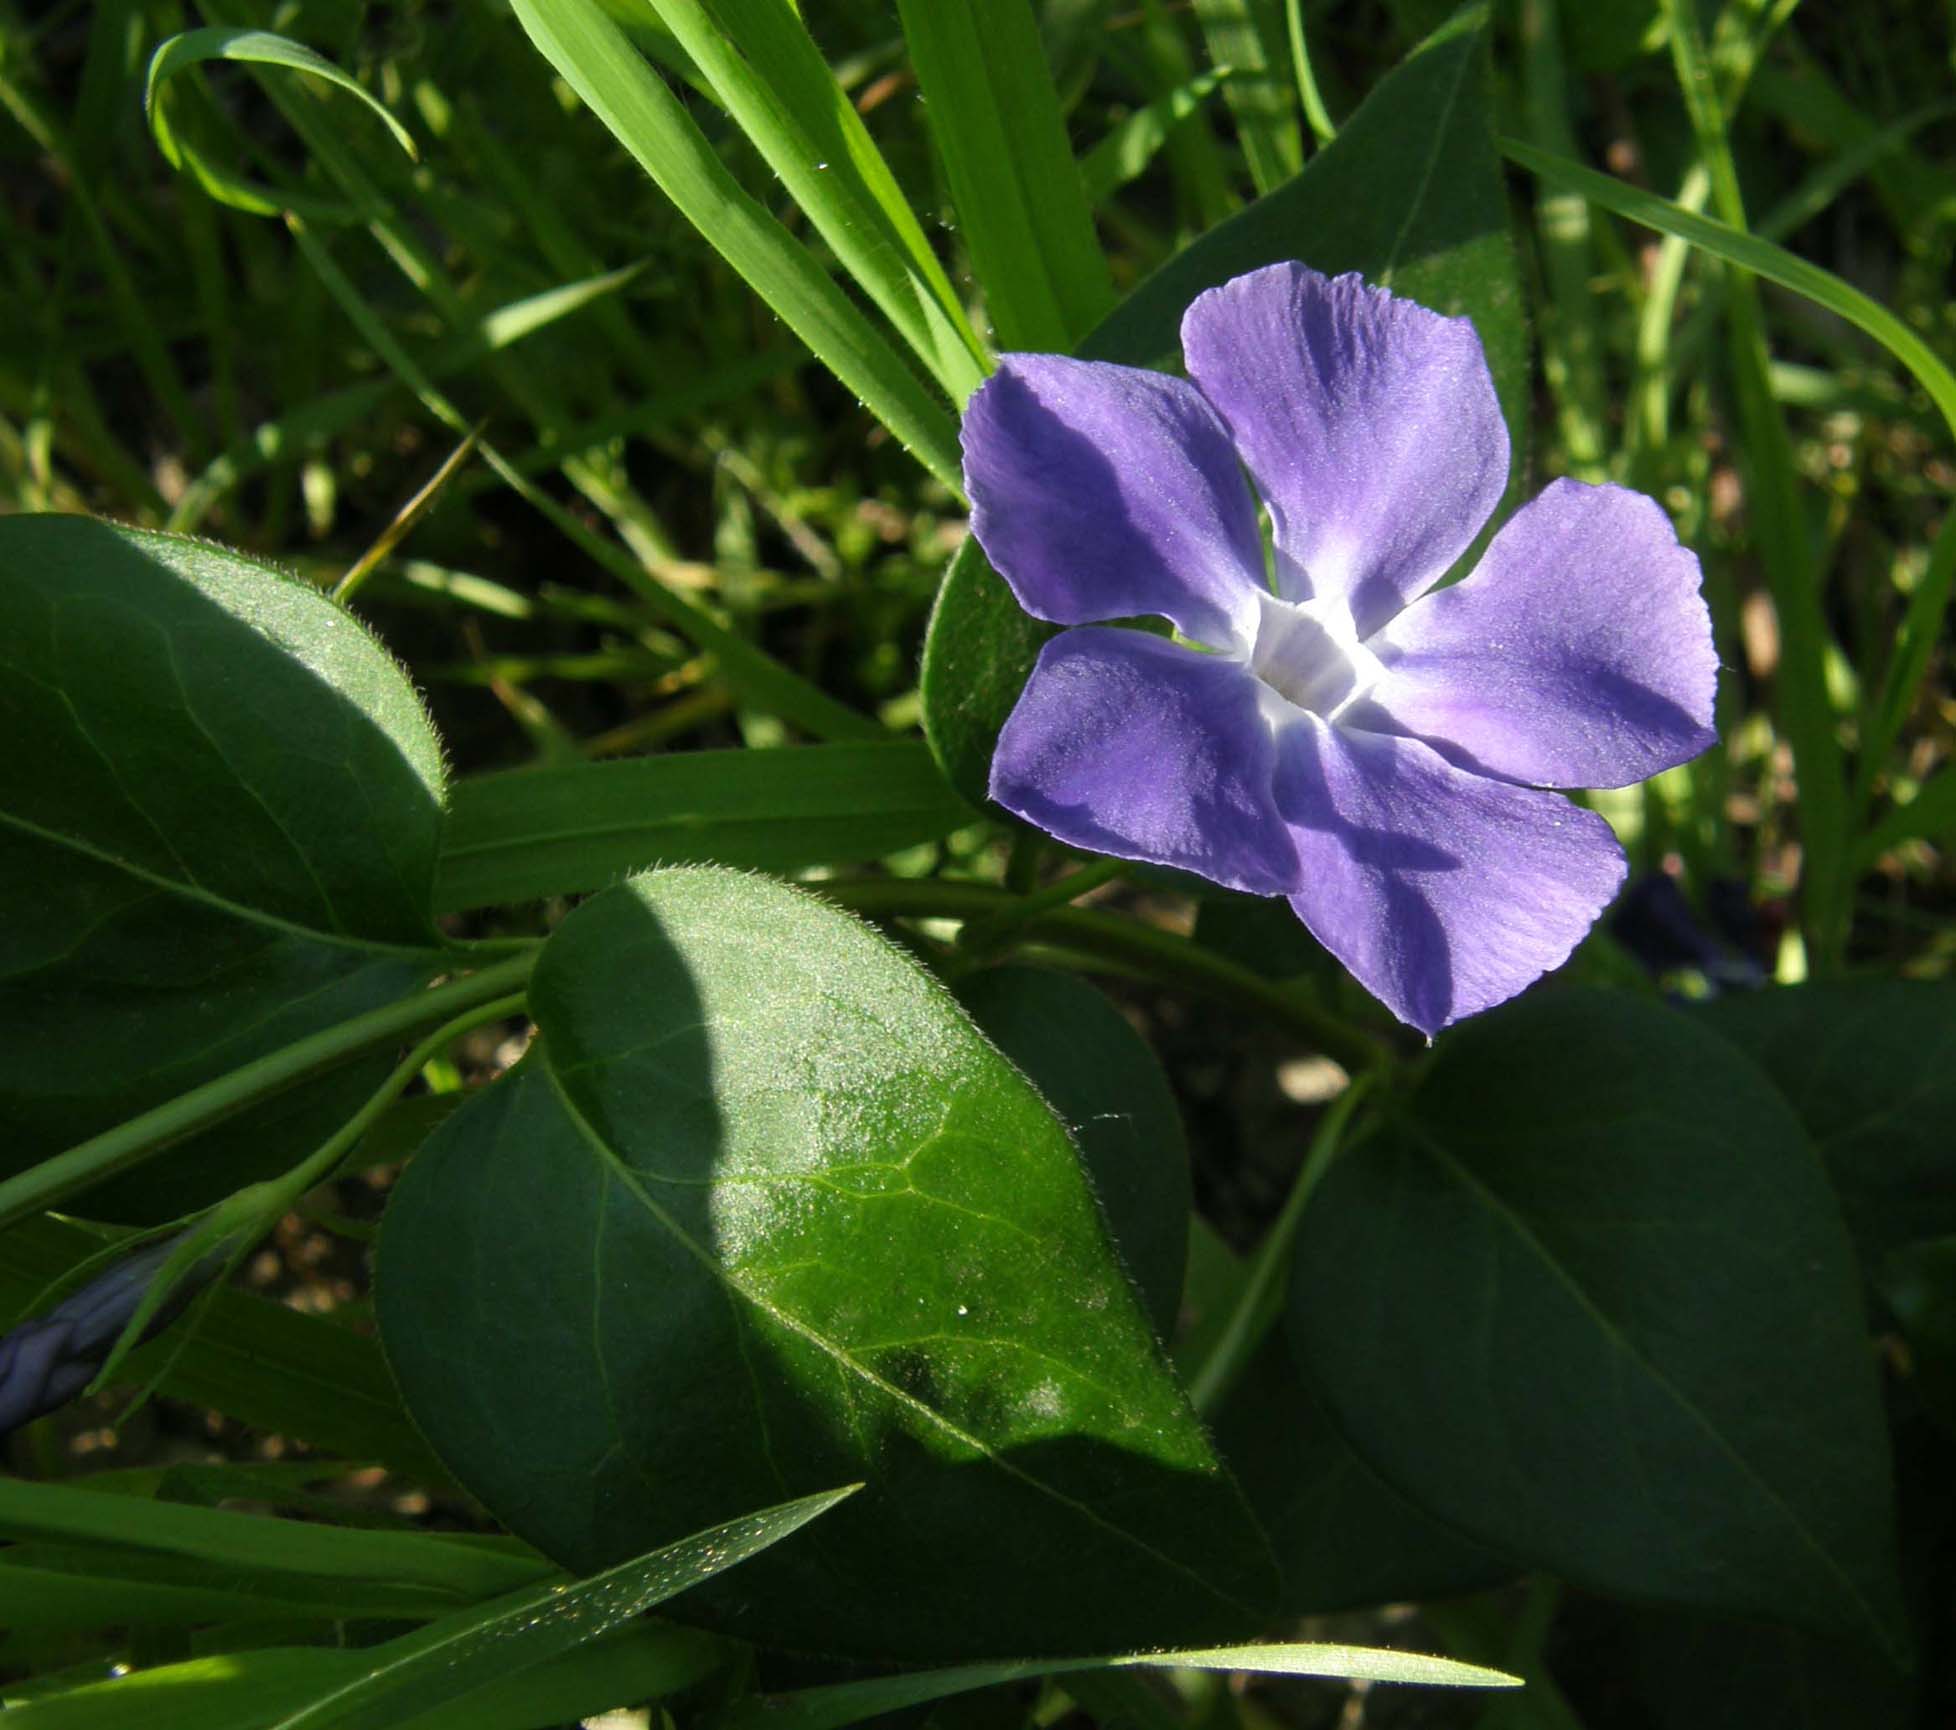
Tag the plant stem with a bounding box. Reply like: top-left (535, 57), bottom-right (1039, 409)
top-left (821, 879), bottom-right (1393, 1074)
top-left (1186, 1072), bottom-right (1375, 1415)
top-left (0, 952), bottom-right (538, 1232)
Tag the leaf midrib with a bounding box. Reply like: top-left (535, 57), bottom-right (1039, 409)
top-left (1399, 1114), bottom-right (1901, 1660)
top-left (0, 807), bottom-right (437, 961)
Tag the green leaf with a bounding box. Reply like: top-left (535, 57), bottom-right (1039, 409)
top-left (1210, 1337), bottom-right (1511, 1612)
top-left (1287, 990), bottom-right (1909, 1662)
top-left (434, 743), bottom-right (974, 912)
top-left (1693, 981), bottom-right (1956, 1268)
top-left (1562, 1600), bottom-right (1916, 1730)
top-left (719, 1640), bottom-right (1518, 1730)
top-left (0, 1216), bottom-right (449, 1487)
top-left (265, 1489), bottom-right (851, 1730)
top-left (1085, 8), bottom-right (1523, 442)
top-left (920, 10), bottom-right (1523, 806)
top-left (954, 966), bottom-right (1190, 1340)
top-left (508, 0), bottom-right (965, 495)
top-left (0, 515), bottom-right (447, 1219)
top-left (896, 0), bottom-right (1114, 351)
top-left (379, 868), bottom-right (1275, 1660)
top-left (145, 27), bottom-right (417, 220)
top-left (1881, 1235), bottom-right (1956, 1436)
top-left (917, 538), bottom-right (1057, 809)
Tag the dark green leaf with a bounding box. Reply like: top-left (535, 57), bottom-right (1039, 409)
top-left (379, 868), bottom-right (1275, 1660)
top-left (954, 966), bottom-right (1191, 1338)
top-left (1881, 1234), bottom-right (1956, 1436)
top-left (435, 743), bottom-right (973, 912)
top-left (0, 516), bottom-right (447, 1219)
top-left (1081, 8), bottom-right (1525, 448)
top-left (1288, 990), bottom-right (1908, 1662)
top-left (1558, 1599), bottom-right (1915, 1730)
top-left (917, 539), bottom-right (1056, 810)
top-left (1211, 1337), bottom-right (1511, 1612)
top-left (919, 11), bottom-right (1524, 807)
top-left (1694, 981), bottom-right (1956, 1267)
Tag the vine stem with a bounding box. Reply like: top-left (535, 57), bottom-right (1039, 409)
top-left (89, 985), bottom-right (533, 1400)
top-left (0, 949), bottom-right (538, 1232)
top-left (820, 878), bottom-right (1393, 1076)
top-left (1186, 1071), bottom-right (1376, 1416)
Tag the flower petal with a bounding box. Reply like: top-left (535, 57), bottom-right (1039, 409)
top-left (1357, 480), bottom-right (1718, 789)
top-left (963, 354), bottom-right (1267, 651)
top-left (991, 627), bottom-right (1297, 894)
top-left (1181, 263), bottom-right (1509, 637)
top-left (1275, 718), bottom-right (1626, 1035)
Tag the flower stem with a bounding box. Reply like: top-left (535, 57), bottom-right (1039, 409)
top-left (0, 951), bottom-right (538, 1232)
top-left (1186, 1071), bottom-right (1376, 1415)
top-left (956, 855), bottom-right (1128, 958)
top-left (821, 878), bottom-right (1392, 1074)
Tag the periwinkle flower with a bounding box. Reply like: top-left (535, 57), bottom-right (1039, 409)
top-left (963, 263), bottom-right (1717, 1035)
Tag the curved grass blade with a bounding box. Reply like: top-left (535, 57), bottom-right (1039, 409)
top-left (146, 27), bottom-right (416, 219)
top-left (1499, 136), bottom-right (1956, 440)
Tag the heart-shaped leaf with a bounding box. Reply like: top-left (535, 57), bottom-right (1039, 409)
top-left (1287, 990), bottom-right (1909, 1662)
top-left (0, 516), bottom-right (448, 1218)
top-left (378, 868), bottom-right (1275, 1661)
top-left (919, 11), bottom-right (1525, 806)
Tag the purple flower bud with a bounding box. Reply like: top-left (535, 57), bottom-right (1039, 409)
top-left (0, 1235), bottom-right (222, 1436)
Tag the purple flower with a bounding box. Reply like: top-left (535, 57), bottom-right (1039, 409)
top-left (963, 263), bottom-right (1717, 1036)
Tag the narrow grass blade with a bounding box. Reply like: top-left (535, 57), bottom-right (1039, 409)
top-left (718, 1642), bottom-right (1518, 1730)
top-left (267, 1489), bottom-right (855, 1730)
top-left (510, 0), bottom-right (964, 494)
top-left (1499, 137), bottom-right (1956, 440)
top-left (284, 214), bottom-right (885, 742)
top-left (896, 0), bottom-right (1114, 349)
top-left (1083, 67), bottom-right (1234, 206)
top-left (647, 0), bottom-right (988, 404)
top-left (145, 27), bottom-right (416, 218)
top-left (435, 742), bottom-right (974, 911)
top-left (0, 1477), bottom-right (548, 1600)
top-left (1192, 0), bottom-right (1301, 194)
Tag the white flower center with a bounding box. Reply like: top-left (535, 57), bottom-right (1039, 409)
top-left (1248, 589), bottom-right (1383, 721)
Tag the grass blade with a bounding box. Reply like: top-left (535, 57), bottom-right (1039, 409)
top-left (510, 0), bottom-right (964, 494)
top-left (896, 0), bottom-right (1114, 349)
top-left (647, 0), bottom-right (988, 404)
top-left (145, 27), bottom-right (416, 218)
top-left (717, 1641), bottom-right (1518, 1730)
top-left (1499, 137), bottom-right (1956, 439)
top-left (267, 1488), bottom-right (855, 1730)
top-left (434, 742), bottom-right (975, 911)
